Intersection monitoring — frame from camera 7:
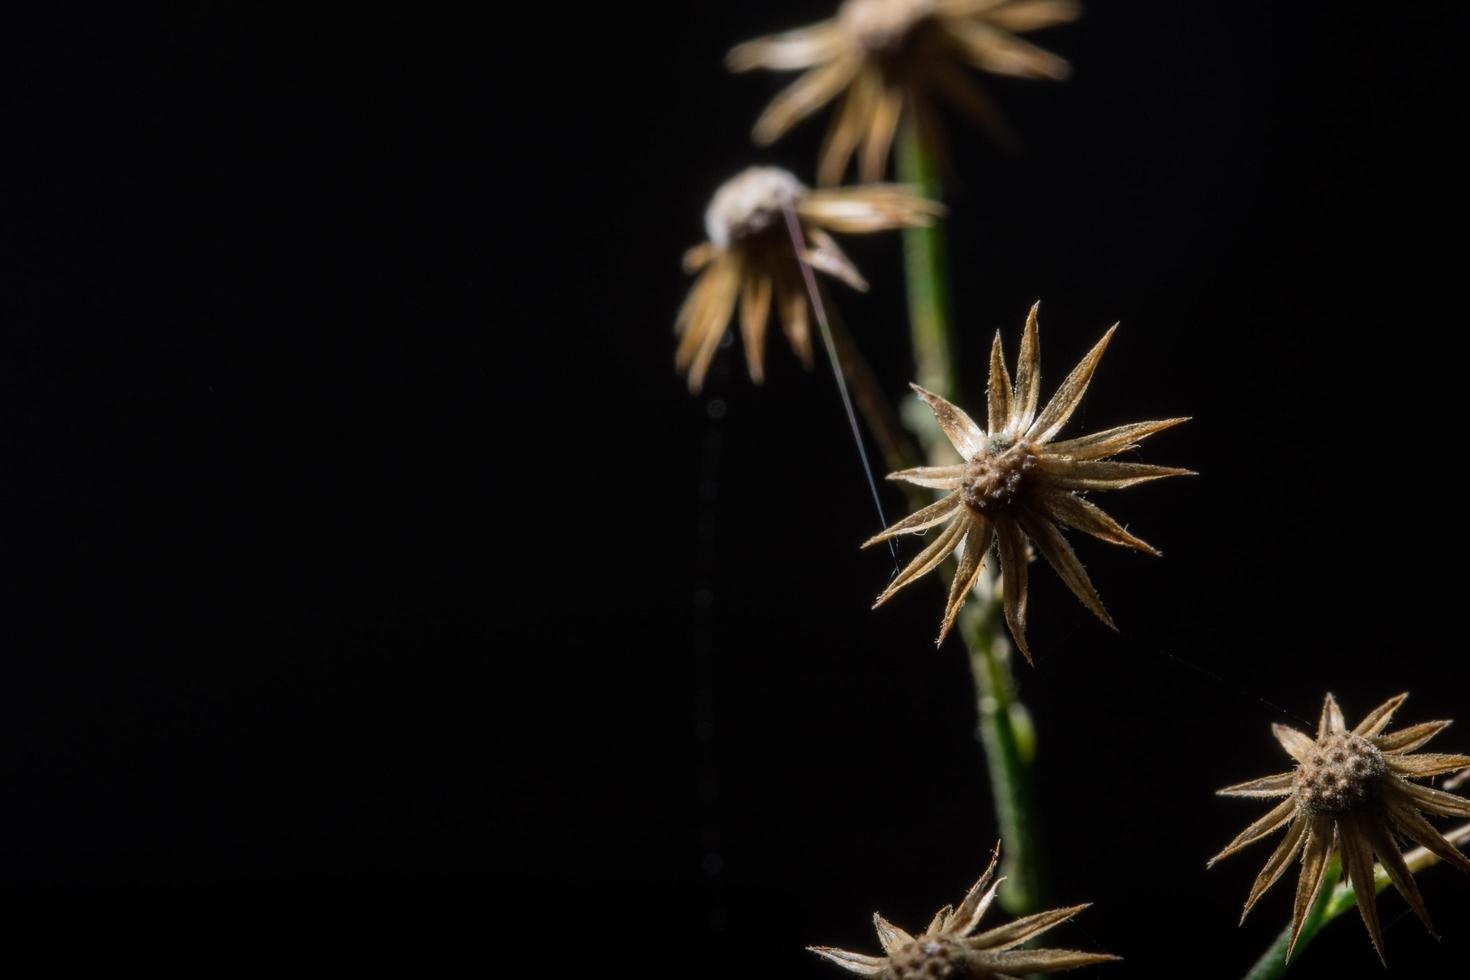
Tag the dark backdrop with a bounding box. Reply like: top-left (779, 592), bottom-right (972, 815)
top-left (2, 1), bottom-right (1466, 974)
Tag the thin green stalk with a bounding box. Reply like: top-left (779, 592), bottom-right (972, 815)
top-left (895, 114), bottom-right (1044, 915)
top-left (1243, 822), bottom-right (1470, 978)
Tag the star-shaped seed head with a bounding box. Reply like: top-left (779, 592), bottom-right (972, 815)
top-left (862, 302), bottom-right (1190, 659)
top-left (1212, 693), bottom-right (1470, 965)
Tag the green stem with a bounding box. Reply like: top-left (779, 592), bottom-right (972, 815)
top-left (895, 114), bottom-right (1043, 915)
top-left (1243, 822), bottom-right (1470, 978)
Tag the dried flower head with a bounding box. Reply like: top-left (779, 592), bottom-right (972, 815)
top-left (809, 843), bottom-right (1117, 978)
top-left (728, 0), bottom-right (1082, 184)
top-left (862, 302), bottom-right (1189, 658)
top-left (1211, 693), bottom-right (1470, 964)
top-left (676, 166), bottom-right (941, 393)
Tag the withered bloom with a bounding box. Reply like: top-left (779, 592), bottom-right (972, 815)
top-left (677, 166), bottom-right (941, 393)
top-left (810, 843), bottom-right (1117, 978)
top-left (863, 302), bottom-right (1189, 658)
top-left (1211, 693), bottom-right (1470, 964)
top-left (728, 0), bottom-right (1081, 184)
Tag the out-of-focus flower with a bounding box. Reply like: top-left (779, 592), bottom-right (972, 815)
top-left (863, 302), bottom-right (1189, 657)
top-left (676, 166), bottom-right (941, 393)
top-left (809, 842), bottom-right (1117, 978)
top-left (1211, 693), bottom-right (1470, 965)
top-left (728, 0), bottom-right (1081, 184)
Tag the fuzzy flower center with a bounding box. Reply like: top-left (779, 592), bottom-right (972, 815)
top-left (704, 167), bottom-right (807, 249)
top-left (960, 437), bottom-right (1037, 513)
top-left (1295, 733), bottom-right (1386, 815)
top-left (839, 0), bottom-right (936, 52)
top-left (889, 936), bottom-right (964, 980)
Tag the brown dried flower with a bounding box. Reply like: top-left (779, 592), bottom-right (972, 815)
top-left (1211, 693), bottom-right (1470, 964)
top-left (809, 843), bottom-right (1117, 978)
top-left (728, 0), bottom-right (1081, 184)
top-left (862, 302), bottom-right (1189, 658)
top-left (677, 166), bottom-right (941, 393)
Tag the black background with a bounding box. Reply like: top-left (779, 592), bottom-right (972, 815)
top-left (2, 1), bottom-right (1466, 974)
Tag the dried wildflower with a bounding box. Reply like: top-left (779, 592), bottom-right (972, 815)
top-left (728, 0), bottom-right (1082, 184)
top-left (676, 166), bottom-right (941, 393)
top-left (810, 843), bottom-right (1117, 978)
top-left (1211, 693), bottom-right (1470, 964)
top-left (862, 302), bottom-right (1189, 657)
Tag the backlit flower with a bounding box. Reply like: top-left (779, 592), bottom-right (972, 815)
top-left (728, 0), bottom-right (1081, 184)
top-left (1211, 693), bottom-right (1470, 964)
top-left (809, 843), bottom-right (1117, 978)
top-left (863, 302), bottom-right (1189, 658)
top-left (676, 166), bottom-right (941, 392)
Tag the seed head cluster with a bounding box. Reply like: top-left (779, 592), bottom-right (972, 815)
top-left (1294, 733), bottom-right (1386, 815)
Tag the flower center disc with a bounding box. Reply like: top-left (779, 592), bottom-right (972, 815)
top-left (1295, 733), bottom-right (1386, 815)
top-left (890, 937), bottom-right (962, 980)
top-left (704, 167), bottom-right (807, 249)
top-left (960, 440), bottom-right (1036, 514)
top-left (839, 0), bottom-right (936, 52)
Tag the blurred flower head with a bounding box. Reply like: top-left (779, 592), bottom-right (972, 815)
top-left (809, 842), bottom-right (1117, 978)
top-left (1211, 693), bottom-right (1470, 965)
top-left (728, 0), bottom-right (1081, 184)
top-left (676, 166), bottom-right (941, 393)
top-left (863, 302), bottom-right (1189, 658)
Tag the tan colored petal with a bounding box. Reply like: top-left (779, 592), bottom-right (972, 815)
top-left (888, 464), bottom-right (964, 490)
top-left (872, 913), bottom-right (913, 954)
top-left (1337, 817), bottom-right (1385, 966)
top-left (1386, 754), bottom-right (1470, 780)
top-left (940, 519), bottom-right (994, 644)
top-left (1272, 723), bottom-right (1315, 762)
top-left (752, 55), bottom-right (864, 146)
top-left (726, 21), bottom-right (845, 72)
top-left (1027, 325), bottom-right (1115, 444)
top-left (775, 270), bottom-right (814, 368)
top-left (1216, 772), bottom-right (1295, 798)
top-left (675, 255), bottom-right (742, 394)
top-left (739, 273), bottom-right (773, 384)
top-left (979, 949), bottom-right (1119, 973)
top-left (1235, 813), bottom-right (1308, 924)
top-left (947, 843), bottom-right (1003, 937)
top-left (967, 903), bottom-right (1089, 952)
top-left (1037, 457), bottom-right (1196, 491)
top-left (995, 518), bottom-right (1031, 664)
top-left (799, 184), bottom-right (943, 233)
top-left (818, 65), bottom-right (879, 186)
top-left (1035, 487), bottom-right (1158, 555)
top-left (807, 946), bottom-right (888, 976)
top-left (1383, 795), bottom-right (1470, 874)
top-left (942, 18), bottom-right (1071, 80)
top-left (863, 492), bottom-right (962, 546)
top-left (1352, 693), bottom-right (1409, 738)
top-left (1017, 510), bottom-right (1115, 629)
top-left (926, 903), bottom-right (955, 936)
top-left (1044, 417), bottom-right (1189, 461)
top-left (1359, 814), bottom-right (1437, 938)
top-left (804, 227), bottom-right (870, 291)
top-left (873, 516), bottom-right (969, 607)
top-left (982, 0), bottom-right (1084, 32)
top-left (1376, 719), bottom-right (1451, 754)
top-left (1286, 818), bottom-right (1336, 961)
top-left (1389, 778), bottom-right (1470, 817)
top-left (1318, 693), bottom-right (1347, 739)
top-left (987, 332), bottom-right (1015, 435)
top-left (682, 241), bottom-right (717, 272)
top-left (911, 383), bottom-right (987, 458)
top-left (859, 81), bottom-right (905, 183)
top-left (1011, 301), bottom-right (1042, 431)
top-left (1207, 796), bottom-right (1296, 867)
